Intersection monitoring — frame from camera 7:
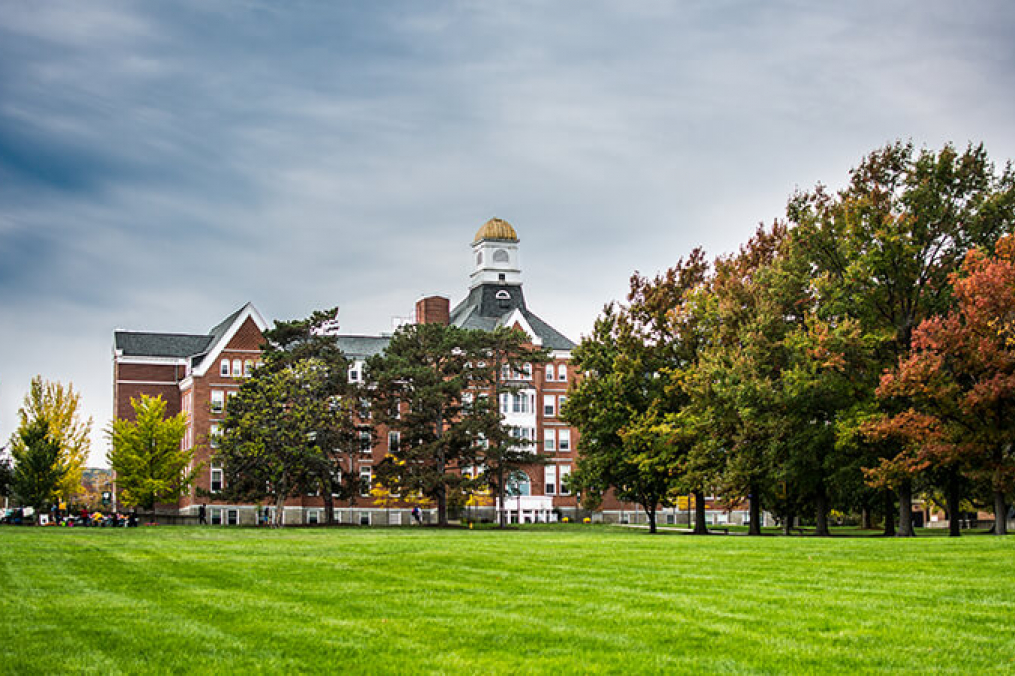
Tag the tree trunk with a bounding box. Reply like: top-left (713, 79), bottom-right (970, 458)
top-left (896, 481), bottom-right (914, 537)
top-left (274, 492), bottom-right (286, 528)
top-left (748, 483), bottom-right (762, 536)
top-left (692, 490), bottom-right (708, 535)
top-left (497, 466), bottom-right (507, 528)
top-left (882, 488), bottom-right (896, 536)
top-left (782, 508), bottom-right (793, 536)
top-left (861, 506), bottom-right (873, 530)
top-left (323, 479), bottom-right (335, 525)
top-left (993, 490), bottom-right (1008, 536)
top-left (946, 468), bottom-right (961, 537)
top-left (645, 503), bottom-right (657, 534)
top-left (814, 487), bottom-right (830, 537)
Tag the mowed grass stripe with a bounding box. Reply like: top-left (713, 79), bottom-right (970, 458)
top-left (1, 527), bottom-right (1013, 674)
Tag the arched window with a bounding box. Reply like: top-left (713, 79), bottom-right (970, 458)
top-left (493, 249), bottom-right (509, 263)
top-left (495, 290), bottom-right (511, 300)
top-left (506, 470), bottom-right (531, 497)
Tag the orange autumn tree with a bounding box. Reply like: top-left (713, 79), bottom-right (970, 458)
top-left (873, 234), bottom-right (1015, 536)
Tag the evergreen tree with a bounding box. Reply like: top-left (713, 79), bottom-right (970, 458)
top-left (11, 419), bottom-right (65, 512)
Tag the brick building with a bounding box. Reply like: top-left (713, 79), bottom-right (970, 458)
top-left (113, 219), bottom-right (753, 526)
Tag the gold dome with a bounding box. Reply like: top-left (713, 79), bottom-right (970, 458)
top-left (473, 217), bottom-right (518, 243)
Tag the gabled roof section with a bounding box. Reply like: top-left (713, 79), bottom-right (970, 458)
top-left (114, 331), bottom-right (213, 359)
top-left (449, 283), bottom-right (576, 351)
top-left (192, 303), bottom-right (269, 377)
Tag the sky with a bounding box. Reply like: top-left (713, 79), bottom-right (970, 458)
top-left (2, 1), bottom-right (1015, 467)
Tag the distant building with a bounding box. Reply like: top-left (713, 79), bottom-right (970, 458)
top-left (112, 219), bottom-right (753, 527)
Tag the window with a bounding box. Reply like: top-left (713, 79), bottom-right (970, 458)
top-left (210, 466), bottom-right (223, 493)
top-left (558, 395), bottom-right (567, 416)
top-left (359, 431), bottom-right (372, 454)
top-left (543, 395), bottom-right (555, 417)
top-left (557, 364), bottom-right (567, 381)
top-left (359, 467), bottom-right (372, 497)
top-left (506, 470), bottom-right (531, 497)
top-left (210, 390), bottom-right (225, 414)
top-left (545, 365), bottom-right (555, 381)
top-left (392, 398), bottom-right (401, 420)
top-left (359, 512), bottom-right (371, 526)
top-left (226, 509), bottom-right (239, 526)
top-left (232, 359), bottom-right (242, 378)
top-left (244, 360), bottom-right (253, 377)
top-left (388, 431), bottom-right (400, 453)
top-left (359, 398), bottom-right (371, 419)
top-left (348, 365), bottom-right (360, 383)
top-left (545, 465), bottom-right (557, 495)
top-left (500, 393), bottom-right (510, 415)
top-left (544, 428), bottom-right (555, 452)
top-left (560, 465), bottom-right (572, 495)
top-left (493, 249), bottom-right (509, 263)
top-left (558, 429), bottom-right (571, 452)
top-left (523, 363), bottom-right (533, 379)
top-left (209, 423), bottom-right (221, 449)
top-left (220, 359), bottom-right (230, 377)
top-left (210, 508), bottom-right (222, 525)
top-left (308, 510), bottom-right (320, 525)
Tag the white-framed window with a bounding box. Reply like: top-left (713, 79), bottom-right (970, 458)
top-left (359, 467), bottom-right (372, 497)
top-left (544, 465), bottom-right (557, 495)
top-left (500, 393), bottom-right (510, 415)
top-left (359, 430), bottom-right (372, 454)
top-left (558, 395), bottom-right (567, 416)
top-left (544, 428), bottom-right (555, 452)
top-left (348, 365), bottom-right (360, 383)
top-left (558, 364), bottom-right (567, 381)
top-left (210, 508), bottom-right (222, 525)
top-left (545, 365), bottom-right (555, 381)
top-left (226, 509), bottom-right (239, 526)
top-left (209, 423), bottom-right (221, 449)
top-left (392, 398), bottom-right (401, 420)
top-left (307, 510), bottom-right (320, 525)
top-left (210, 465), bottom-right (223, 492)
top-left (558, 429), bottom-right (571, 452)
top-left (543, 395), bottom-right (556, 417)
top-left (210, 390), bottom-right (225, 414)
top-left (560, 465), bottom-right (572, 495)
top-left (523, 363), bottom-right (533, 379)
top-left (388, 431), bottom-right (401, 453)
top-left (359, 512), bottom-right (371, 526)
top-left (220, 359), bottom-right (230, 377)
top-left (244, 360), bottom-right (253, 377)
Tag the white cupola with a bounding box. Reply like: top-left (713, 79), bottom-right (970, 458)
top-left (470, 218), bottom-right (522, 289)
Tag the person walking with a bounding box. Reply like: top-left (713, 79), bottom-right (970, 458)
top-left (198, 503), bottom-right (207, 525)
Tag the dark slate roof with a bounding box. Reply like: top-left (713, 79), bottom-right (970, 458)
top-left (449, 283), bottom-right (576, 351)
top-left (114, 331), bottom-right (213, 359)
top-left (336, 335), bottom-right (392, 359)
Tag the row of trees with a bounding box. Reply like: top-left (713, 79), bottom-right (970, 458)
top-left (215, 310), bottom-right (549, 527)
top-left (564, 142), bottom-right (1015, 535)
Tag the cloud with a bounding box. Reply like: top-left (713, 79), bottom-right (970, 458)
top-left (1, 1), bottom-right (1014, 464)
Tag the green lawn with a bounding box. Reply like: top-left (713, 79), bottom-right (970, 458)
top-left (1, 526), bottom-right (1013, 674)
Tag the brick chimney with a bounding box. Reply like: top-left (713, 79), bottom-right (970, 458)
top-left (415, 296), bottom-right (450, 325)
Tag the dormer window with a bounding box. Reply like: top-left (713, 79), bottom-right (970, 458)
top-left (495, 290), bottom-right (511, 300)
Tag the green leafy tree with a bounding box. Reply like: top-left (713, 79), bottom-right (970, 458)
top-left (10, 376), bottom-right (91, 501)
top-left (789, 141), bottom-right (1015, 535)
top-left (108, 395), bottom-right (194, 512)
top-left (12, 419), bottom-right (66, 512)
top-left (563, 304), bottom-right (676, 533)
top-left (367, 322), bottom-right (491, 527)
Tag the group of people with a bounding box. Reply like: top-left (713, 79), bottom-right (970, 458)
top-left (1, 505), bottom-right (139, 527)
